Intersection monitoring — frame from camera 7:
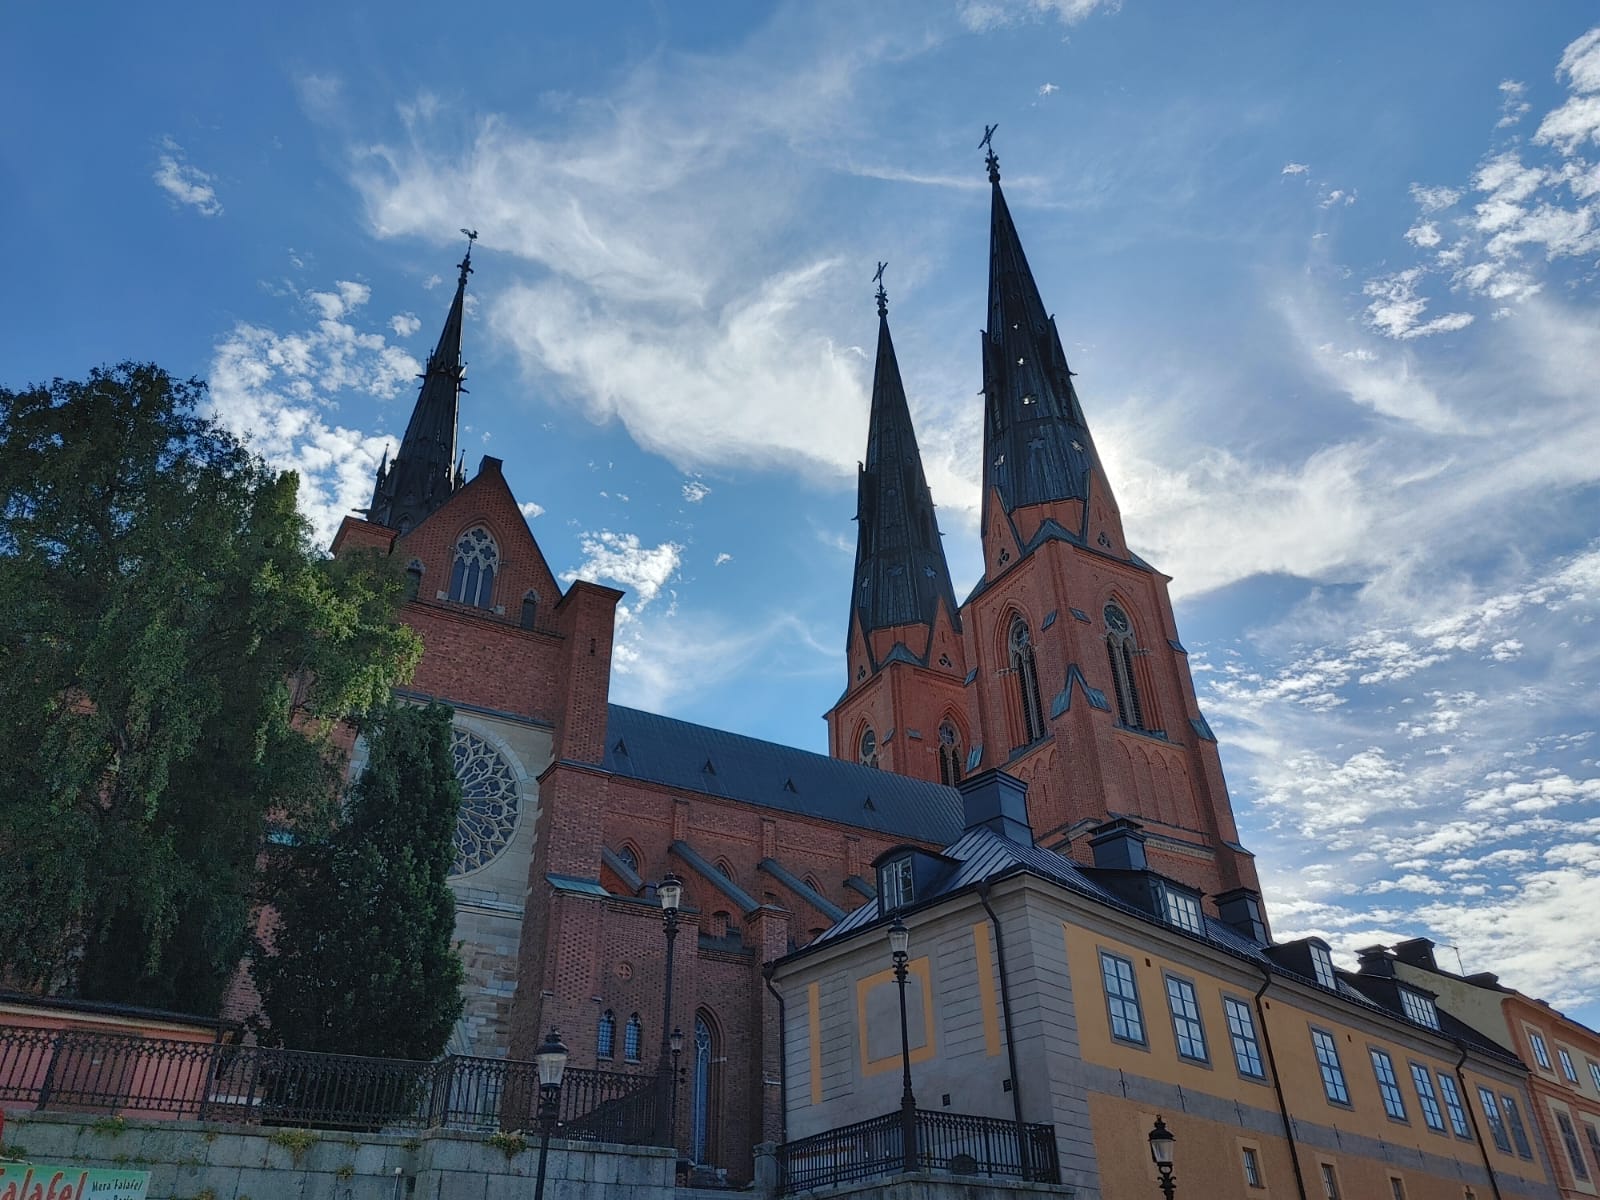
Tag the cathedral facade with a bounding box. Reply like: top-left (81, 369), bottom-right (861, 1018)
top-left (329, 147), bottom-right (1265, 1182)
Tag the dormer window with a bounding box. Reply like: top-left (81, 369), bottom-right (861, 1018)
top-left (1309, 943), bottom-right (1337, 990)
top-left (1161, 886), bottom-right (1204, 935)
top-left (1399, 987), bottom-right (1439, 1030)
top-left (879, 856), bottom-right (914, 912)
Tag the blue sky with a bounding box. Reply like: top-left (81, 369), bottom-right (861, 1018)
top-left (4, 1), bottom-right (1599, 1024)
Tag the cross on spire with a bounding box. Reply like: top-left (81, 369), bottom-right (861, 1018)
top-left (874, 261), bottom-right (889, 317)
top-left (981, 123), bottom-right (1000, 184)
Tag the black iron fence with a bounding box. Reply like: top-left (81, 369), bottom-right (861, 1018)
top-left (776, 1109), bottom-right (1058, 1195)
top-left (0, 1024), bottom-right (662, 1144)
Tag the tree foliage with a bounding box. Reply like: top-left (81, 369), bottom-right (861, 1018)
top-left (253, 700), bottom-right (465, 1060)
top-left (0, 363), bottom-right (422, 1012)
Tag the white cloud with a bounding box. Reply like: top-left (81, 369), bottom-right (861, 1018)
top-left (682, 480), bottom-right (712, 503)
top-left (714, 552), bottom-right (733, 566)
top-left (1497, 79), bottom-right (1531, 128)
top-left (390, 312), bottom-right (422, 337)
top-left (205, 280), bottom-right (421, 547)
top-left (1409, 183), bottom-right (1461, 212)
top-left (519, 500), bottom-right (545, 519)
top-left (153, 139), bottom-right (222, 217)
top-left (1362, 269), bottom-right (1474, 340)
top-left (1038, 83), bottom-right (1059, 96)
top-left (958, 0), bottom-right (1120, 32)
top-left (1281, 162), bottom-right (1310, 176)
top-left (561, 530), bottom-right (682, 615)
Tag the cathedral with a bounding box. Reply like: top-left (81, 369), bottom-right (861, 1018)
top-left (330, 145), bottom-right (1269, 1181)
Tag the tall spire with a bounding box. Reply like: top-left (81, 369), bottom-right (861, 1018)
top-left (980, 139), bottom-right (1100, 519)
top-left (369, 231), bottom-right (476, 534)
top-left (849, 264), bottom-right (960, 672)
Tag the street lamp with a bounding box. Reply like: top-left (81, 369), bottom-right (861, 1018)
top-left (670, 1026), bottom-right (685, 1128)
top-left (1147, 1116), bottom-right (1176, 1199)
top-left (532, 1029), bottom-right (569, 1200)
top-left (655, 873), bottom-right (684, 1144)
top-left (889, 918), bottom-right (918, 1174)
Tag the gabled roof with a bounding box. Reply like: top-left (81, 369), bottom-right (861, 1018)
top-left (602, 704), bottom-right (964, 843)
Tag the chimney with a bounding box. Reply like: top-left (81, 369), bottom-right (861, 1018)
top-left (958, 769), bottom-right (1033, 846)
top-left (1392, 938), bottom-right (1438, 970)
top-left (1356, 945), bottom-right (1394, 977)
top-left (1214, 887), bottom-right (1269, 944)
top-left (1087, 818), bottom-right (1147, 871)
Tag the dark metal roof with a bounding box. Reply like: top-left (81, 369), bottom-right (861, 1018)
top-left (602, 704), bottom-right (965, 843)
top-left (759, 858), bottom-right (847, 922)
top-left (369, 243), bottom-right (472, 532)
top-left (848, 303), bottom-right (961, 668)
top-left (980, 160), bottom-right (1104, 518)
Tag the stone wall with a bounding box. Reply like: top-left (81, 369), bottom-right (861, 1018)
top-left (0, 1112), bottom-right (673, 1200)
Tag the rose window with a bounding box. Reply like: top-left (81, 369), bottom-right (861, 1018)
top-left (450, 728), bottom-right (519, 875)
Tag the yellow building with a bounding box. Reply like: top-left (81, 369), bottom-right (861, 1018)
top-left (770, 770), bottom-right (1555, 1200)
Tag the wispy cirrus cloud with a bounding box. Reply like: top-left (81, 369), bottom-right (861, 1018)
top-left (153, 137), bottom-right (222, 217)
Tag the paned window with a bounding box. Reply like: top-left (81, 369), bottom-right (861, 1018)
top-left (597, 1010), bottom-right (616, 1059)
top-left (1438, 1073), bottom-right (1472, 1138)
top-left (624, 1013), bottom-right (643, 1061)
top-left (448, 526), bottom-right (498, 608)
top-left (449, 727), bottom-right (520, 876)
top-left (937, 721), bottom-right (964, 786)
top-left (1410, 1063), bottom-right (1446, 1132)
top-left (859, 727), bottom-right (879, 769)
top-left (1311, 1028), bottom-right (1350, 1105)
top-left (1224, 996), bottom-right (1266, 1079)
top-left (1528, 1030), bottom-right (1553, 1070)
top-left (617, 845), bottom-right (639, 873)
top-left (691, 1015), bottom-right (718, 1165)
top-left (1556, 1111), bottom-right (1591, 1181)
top-left (1390, 1178), bottom-right (1406, 1200)
top-left (879, 857), bottom-right (914, 911)
top-left (1399, 988), bottom-right (1439, 1030)
top-left (1500, 1094), bottom-right (1533, 1159)
top-left (1371, 1049), bottom-right (1408, 1120)
top-left (1476, 1087), bottom-right (1512, 1154)
top-left (1162, 887), bottom-right (1204, 935)
top-left (1104, 602), bottom-right (1147, 730)
top-left (1585, 1123), bottom-right (1600, 1174)
top-left (1099, 951), bottom-right (1145, 1045)
top-left (1165, 975), bottom-right (1208, 1062)
top-left (1009, 618), bottom-right (1046, 745)
top-left (1309, 943), bottom-right (1338, 990)
top-left (1589, 1060), bottom-right (1600, 1094)
top-left (1559, 1048), bottom-right (1580, 1084)
top-left (1242, 1147), bottom-right (1263, 1188)
top-left (1319, 1162), bottom-right (1342, 1200)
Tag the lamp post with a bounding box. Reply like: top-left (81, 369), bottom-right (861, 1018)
top-left (670, 1026), bottom-right (685, 1126)
top-left (532, 1029), bottom-right (569, 1200)
top-left (655, 873), bottom-right (683, 1144)
top-left (889, 917), bottom-right (918, 1174)
top-left (1147, 1115), bottom-right (1176, 1199)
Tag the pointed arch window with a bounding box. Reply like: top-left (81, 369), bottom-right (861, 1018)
top-left (404, 559), bottom-right (424, 601)
top-left (858, 727), bottom-right (879, 769)
top-left (448, 526), bottom-right (499, 608)
top-left (597, 1010), bottom-right (616, 1059)
top-left (938, 720), bottom-right (964, 786)
top-left (1009, 617), bottom-right (1045, 746)
top-left (1103, 602), bottom-right (1146, 730)
top-left (624, 1013), bottom-right (643, 1062)
top-left (617, 845), bottom-right (639, 873)
top-left (520, 590), bottom-right (539, 630)
top-left (691, 1013), bottom-right (721, 1165)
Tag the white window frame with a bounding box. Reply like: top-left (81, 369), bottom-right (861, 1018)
top-left (879, 856), bottom-right (914, 911)
top-left (1162, 887), bottom-right (1204, 935)
top-left (1399, 988), bottom-right (1439, 1030)
top-left (1309, 943), bottom-right (1338, 989)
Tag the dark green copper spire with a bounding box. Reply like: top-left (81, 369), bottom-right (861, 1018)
top-left (850, 265), bottom-right (960, 670)
top-left (980, 142), bottom-right (1100, 517)
top-left (369, 231), bottom-right (475, 534)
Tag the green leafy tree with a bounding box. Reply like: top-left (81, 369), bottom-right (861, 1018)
top-left (0, 363), bottom-right (422, 1011)
top-left (253, 700), bottom-right (465, 1060)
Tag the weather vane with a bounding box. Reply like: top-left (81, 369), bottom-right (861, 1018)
top-left (873, 261), bottom-right (888, 316)
top-left (457, 228), bottom-right (478, 283)
top-left (981, 123), bottom-right (1000, 183)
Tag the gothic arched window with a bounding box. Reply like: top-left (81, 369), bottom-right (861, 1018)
top-left (1104, 602), bottom-right (1146, 730)
top-left (691, 1013), bottom-right (721, 1165)
top-left (938, 720), bottom-right (964, 786)
top-left (448, 526), bottom-right (498, 608)
top-left (1009, 617), bottom-right (1045, 747)
top-left (520, 590), bottom-right (539, 630)
top-left (404, 559), bottom-right (424, 601)
top-left (624, 1013), bottom-right (643, 1062)
top-left (617, 845), bottom-right (639, 873)
top-left (597, 1010), bottom-right (616, 1059)
top-left (858, 727), bottom-right (879, 769)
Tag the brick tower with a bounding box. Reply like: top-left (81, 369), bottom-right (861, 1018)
top-left (824, 271), bottom-right (970, 786)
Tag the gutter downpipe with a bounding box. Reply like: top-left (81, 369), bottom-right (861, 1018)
top-left (763, 964), bottom-right (788, 1145)
top-left (976, 881), bottom-right (1034, 1180)
top-left (1455, 1041), bottom-right (1506, 1200)
top-left (1253, 965), bottom-right (1311, 1200)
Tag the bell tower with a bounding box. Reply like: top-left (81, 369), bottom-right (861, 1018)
top-left (825, 270), bottom-right (970, 786)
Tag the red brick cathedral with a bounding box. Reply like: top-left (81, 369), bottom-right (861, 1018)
top-left (330, 147), bottom-right (1262, 1181)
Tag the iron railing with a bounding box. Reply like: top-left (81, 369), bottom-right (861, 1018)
top-left (0, 1024), bottom-right (662, 1144)
top-left (776, 1109), bottom-right (1058, 1195)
